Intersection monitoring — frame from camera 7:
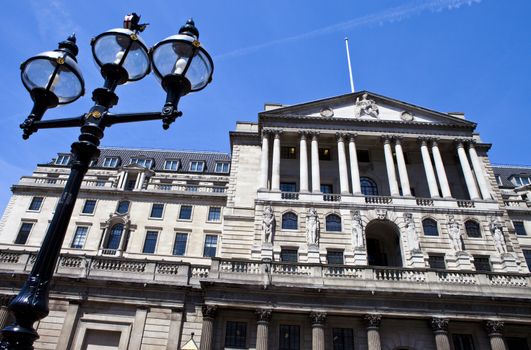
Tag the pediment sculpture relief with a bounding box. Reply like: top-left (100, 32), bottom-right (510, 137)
top-left (355, 93), bottom-right (379, 119)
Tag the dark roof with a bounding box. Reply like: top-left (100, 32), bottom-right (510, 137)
top-left (49, 147), bottom-right (231, 175)
top-left (492, 165), bottom-right (531, 188)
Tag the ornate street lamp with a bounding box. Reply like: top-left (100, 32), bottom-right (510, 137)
top-left (1, 13), bottom-right (213, 349)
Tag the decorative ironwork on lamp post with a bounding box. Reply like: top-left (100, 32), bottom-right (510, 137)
top-left (0, 13), bottom-right (213, 349)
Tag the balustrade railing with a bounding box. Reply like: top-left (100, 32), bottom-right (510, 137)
top-left (365, 195), bottom-right (392, 204)
top-left (21, 176), bottom-right (115, 188)
top-left (416, 198), bottom-right (434, 206)
top-left (281, 192), bottom-right (299, 200)
top-left (504, 200), bottom-right (528, 208)
top-left (323, 194), bottom-right (341, 202)
top-left (150, 183), bottom-right (226, 193)
top-left (457, 200), bottom-right (475, 208)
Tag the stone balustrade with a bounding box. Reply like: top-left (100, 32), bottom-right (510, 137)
top-left (20, 176), bottom-right (115, 188)
top-left (148, 183), bottom-right (226, 193)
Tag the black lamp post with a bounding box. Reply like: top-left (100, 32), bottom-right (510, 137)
top-left (1, 14), bottom-right (213, 349)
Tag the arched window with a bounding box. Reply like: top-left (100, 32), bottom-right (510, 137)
top-left (465, 220), bottom-right (481, 238)
top-left (282, 212), bottom-right (298, 230)
top-left (106, 224), bottom-right (124, 249)
top-left (360, 177), bottom-right (378, 196)
top-left (422, 218), bottom-right (439, 236)
top-left (116, 200), bottom-right (130, 214)
top-left (326, 214), bottom-right (342, 232)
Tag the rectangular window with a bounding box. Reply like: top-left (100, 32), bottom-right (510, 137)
top-left (280, 182), bottom-right (297, 192)
top-left (280, 248), bottom-right (298, 262)
top-left (514, 221), bottom-right (527, 236)
top-left (473, 255), bottom-right (491, 272)
top-left (71, 226), bottom-right (88, 249)
top-left (327, 250), bottom-right (344, 265)
top-left (179, 205), bottom-right (193, 220)
top-left (130, 158), bottom-right (153, 169)
top-left (208, 207), bottom-right (221, 222)
top-left (523, 250), bottom-right (531, 271)
top-left (82, 199), bottom-right (96, 214)
top-left (428, 254), bottom-right (446, 269)
top-left (28, 197), bottom-right (43, 211)
top-left (15, 223), bottom-right (33, 244)
top-left (279, 325), bottom-right (300, 350)
top-left (357, 150), bottom-right (370, 162)
top-left (225, 321), bottom-right (247, 348)
top-left (163, 160), bottom-right (179, 171)
top-left (150, 203), bottom-right (164, 218)
top-left (321, 184), bottom-right (333, 193)
top-left (332, 328), bottom-right (354, 350)
top-left (318, 148), bottom-right (331, 161)
top-left (189, 161), bottom-right (205, 172)
top-left (203, 235), bottom-right (218, 257)
top-left (281, 146), bottom-right (297, 159)
top-left (55, 154), bottom-right (71, 165)
top-left (495, 175), bottom-right (503, 186)
top-left (452, 334), bottom-right (476, 350)
top-left (215, 162), bottom-right (230, 173)
top-left (103, 157), bottom-right (119, 168)
top-left (142, 231), bottom-right (158, 254)
top-left (173, 233), bottom-right (188, 256)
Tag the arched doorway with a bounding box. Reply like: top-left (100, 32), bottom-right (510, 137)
top-left (365, 220), bottom-right (403, 267)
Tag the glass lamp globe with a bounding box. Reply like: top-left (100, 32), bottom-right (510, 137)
top-left (20, 35), bottom-right (84, 106)
top-left (150, 19), bottom-right (214, 93)
top-left (91, 28), bottom-right (150, 84)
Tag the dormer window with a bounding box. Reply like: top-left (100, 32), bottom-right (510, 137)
top-left (214, 162), bottom-right (230, 173)
top-left (189, 161), bottom-right (205, 172)
top-left (55, 154), bottom-right (71, 165)
top-left (103, 157), bottom-right (120, 168)
top-left (163, 160), bottom-right (180, 171)
top-left (510, 175), bottom-right (531, 187)
top-left (130, 158), bottom-right (153, 169)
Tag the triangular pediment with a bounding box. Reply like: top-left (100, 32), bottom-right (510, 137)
top-left (181, 338), bottom-right (199, 350)
top-left (260, 91), bottom-right (476, 129)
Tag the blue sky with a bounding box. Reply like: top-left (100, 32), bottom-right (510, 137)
top-left (0, 0), bottom-right (530, 211)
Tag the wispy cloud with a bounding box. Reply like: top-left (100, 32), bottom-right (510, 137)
top-left (29, 0), bottom-right (81, 40)
top-left (215, 0), bottom-right (481, 60)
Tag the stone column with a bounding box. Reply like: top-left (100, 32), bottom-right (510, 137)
top-left (199, 305), bottom-right (217, 350)
top-left (299, 132), bottom-right (309, 193)
top-left (129, 306), bottom-right (148, 350)
top-left (120, 172), bottom-right (129, 190)
top-left (56, 301), bottom-right (81, 350)
top-left (137, 172), bottom-right (146, 190)
top-left (271, 131), bottom-right (282, 191)
top-left (166, 308), bottom-right (184, 350)
top-left (456, 140), bottom-right (480, 200)
top-left (431, 318), bottom-right (451, 350)
top-left (256, 308), bottom-right (272, 350)
top-left (431, 140), bottom-right (452, 198)
top-left (310, 312), bottom-right (326, 350)
top-left (468, 142), bottom-right (491, 200)
top-left (364, 314), bottom-right (382, 350)
top-left (348, 135), bottom-right (361, 194)
top-left (0, 296), bottom-right (12, 329)
top-left (419, 138), bottom-right (440, 198)
top-left (383, 136), bottom-right (400, 196)
top-left (259, 130), bottom-right (270, 190)
top-left (394, 137), bottom-right (411, 196)
top-left (337, 134), bottom-right (350, 194)
top-left (311, 133), bottom-right (321, 193)
top-left (485, 321), bottom-right (507, 350)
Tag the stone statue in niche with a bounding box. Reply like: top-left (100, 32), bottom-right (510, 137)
top-left (447, 215), bottom-right (463, 252)
top-left (262, 205), bottom-right (275, 243)
top-left (351, 210), bottom-right (364, 249)
top-left (490, 217), bottom-right (507, 254)
top-left (404, 213), bottom-right (420, 252)
top-left (355, 93), bottom-right (379, 119)
top-left (306, 208), bottom-right (320, 245)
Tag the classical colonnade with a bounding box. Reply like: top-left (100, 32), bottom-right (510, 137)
top-left (259, 129), bottom-right (491, 200)
top-left (198, 305), bottom-right (509, 350)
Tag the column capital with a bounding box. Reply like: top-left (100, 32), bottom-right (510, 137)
top-left (430, 317), bottom-right (449, 334)
top-left (309, 131), bottom-right (320, 140)
top-left (348, 133), bottom-right (358, 142)
top-left (430, 137), bottom-right (441, 146)
top-left (335, 132), bottom-right (348, 142)
top-left (261, 128), bottom-right (274, 137)
top-left (485, 320), bottom-right (504, 337)
top-left (393, 135), bottom-right (403, 143)
top-left (201, 305), bottom-right (217, 320)
top-left (381, 135), bottom-right (392, 144)
top-left (363, 314), bottom-right (382, 330)
top-left (417, 136), bottom-right (432, 145)
top-left (309, 312), bottom-right (327, 326)
top-left (454, 138), bottom-right (472, 147)
top-left (273, 129), bottom-right (284, 137)
top-left (298, 130), bottom-right (310, 139)
top-left (256, 308), bottom-right (273, 324)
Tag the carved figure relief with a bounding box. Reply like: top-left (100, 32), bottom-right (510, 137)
top-left (490, 217), bottom-right (507, 254)
top-left (306, 208), bottom-right (320, 245)
top-left (400, 111), bottom-right (414, 122)
top-left (404, 213), bottom-right (420, 252)
top-left (351, 210), bottom-right (364, 249)
top-left (355, 93), bottom-right (379, 119)
top-left (376, 209), bottom-right (387, 221)
top-left (262, 205), bottom-right (275, 243)
top-left (447, 215), bottom-right (463, 252)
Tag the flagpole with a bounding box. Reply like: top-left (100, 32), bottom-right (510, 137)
top-left (344, 37), bottom-right (355, 93)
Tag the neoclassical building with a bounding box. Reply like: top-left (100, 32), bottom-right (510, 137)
top-left (0, 91), bottom-right (530, 350)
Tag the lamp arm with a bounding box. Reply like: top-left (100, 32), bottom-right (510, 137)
top-left (103, 111), bottom-right (182, 127)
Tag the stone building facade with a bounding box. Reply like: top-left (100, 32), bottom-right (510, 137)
top-left (0, 91), bottom-right (530, 349)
